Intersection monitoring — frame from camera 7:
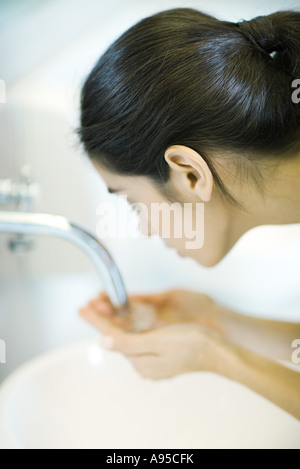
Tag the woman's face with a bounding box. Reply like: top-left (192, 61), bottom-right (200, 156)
top-left (92, 145), bottom-right (300, 266)
top-left (94, 156), bottom-right (236, 268)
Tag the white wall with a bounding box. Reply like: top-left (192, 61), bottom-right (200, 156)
top-left (1, 0), bottom-right (300, 319)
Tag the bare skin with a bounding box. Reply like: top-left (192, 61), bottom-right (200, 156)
top-left (80, 145), bottom-right (300, 420)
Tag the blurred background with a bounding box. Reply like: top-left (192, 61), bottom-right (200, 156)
top-left (0, 0), bottom-right (300, 381)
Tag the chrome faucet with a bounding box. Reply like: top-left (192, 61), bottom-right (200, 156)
top-left (0, 166), bottom-right (39, 210)
top-left (0, 168), bottom-right (128, 310)
top-left (0, 166), bottom-right (40, 254)
top-left (0, 211), bottom-right (129, 311)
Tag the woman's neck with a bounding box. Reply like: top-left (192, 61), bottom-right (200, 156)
top-left (227, 154), bottom-right (300, 248)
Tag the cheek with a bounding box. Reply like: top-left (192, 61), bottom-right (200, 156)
top-left (134, 203), bottom-right (154, 237)
top-left (134, 197), bottom-right (224, 267)
top-left (138, 203), bottom-right (196, 246)
top-left (159, 204), bottom-right (205, 255)
top-left (131, 187), bottom-right (205, 252)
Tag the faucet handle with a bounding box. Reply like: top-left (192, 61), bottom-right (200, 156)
top-left (0, 166), bottom-right (40, 254)
top-left (17, 165), bottom-right (40, 211)
top-left (0, 165), bottom-right (39, 210)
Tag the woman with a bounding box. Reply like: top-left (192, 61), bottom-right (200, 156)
top-left (78, 8), bottom-right (300, 420)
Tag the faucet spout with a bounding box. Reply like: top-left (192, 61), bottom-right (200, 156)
top-left (0, 211), bottom-right (128, 310)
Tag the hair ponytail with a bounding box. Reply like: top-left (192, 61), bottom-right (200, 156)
top-left (236, 12), bottom-right (300, 76)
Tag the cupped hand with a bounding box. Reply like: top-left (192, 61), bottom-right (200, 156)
top-left (79, 291), bottom-right (228, 380)
top-left (81, 289), bottom-right (223, 334)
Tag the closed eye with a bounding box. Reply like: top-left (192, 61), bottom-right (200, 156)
top-left (107, 187), bottom-right (135, 206)
top-left (107, 187), bottom-right (119, 195)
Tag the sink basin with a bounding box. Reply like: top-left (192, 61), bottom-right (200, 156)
top-left (0, 339), bottom-right (299, 449)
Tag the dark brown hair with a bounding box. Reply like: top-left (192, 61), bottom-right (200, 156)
top-left (79, 8), bottom-right (300, 206)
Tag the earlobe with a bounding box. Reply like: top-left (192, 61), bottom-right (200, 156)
top-left (164, 145), bottom-right (214, 202)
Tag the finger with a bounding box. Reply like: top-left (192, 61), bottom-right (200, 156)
top-left (112, 315), bottom-right (128, 329)
top-left (88, 299), bottom-right (114, 316)
top-left (80, 306), bottom-right (122, 335)
top-left (85, 291), bottom-right (110, 306)
top-left (115, 330), bottom-right (159, 356)
top-left (98, 291), bottom-right (113, 304)
top-left (79, 307), bottom-right (156, 355)
top-left (87, 301), bottom-right (137, 329)
top-left (129, 292), bottom-right (170, 307)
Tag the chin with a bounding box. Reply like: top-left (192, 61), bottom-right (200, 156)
top-left (197, 258), bottom-right (221, 268)
top-left (186, 251), bottom-right (226, 268)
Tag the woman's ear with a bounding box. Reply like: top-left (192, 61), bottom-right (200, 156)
top-left (164, 145), bottom-right (214, 202)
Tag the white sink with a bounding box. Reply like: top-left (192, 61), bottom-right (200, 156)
top-left (0, 339), bottom-right (299, 449)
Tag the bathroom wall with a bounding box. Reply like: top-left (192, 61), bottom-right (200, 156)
top-left (0, 0), bottom-right (300, 380)
top-left (0, 0), bottom-right (134, 278)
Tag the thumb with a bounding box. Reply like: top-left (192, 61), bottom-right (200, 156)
top-left (80, 306), bottom-right (122, 336)
top-left (129, 292), bottom-right (170, 307)
top-left (80, 306), bottom-right (155, 356)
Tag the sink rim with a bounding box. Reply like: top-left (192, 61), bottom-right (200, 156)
top-left (0, 339), bottom-right (102, 449)
top-left (1, 338), bottom-right (299, 450)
